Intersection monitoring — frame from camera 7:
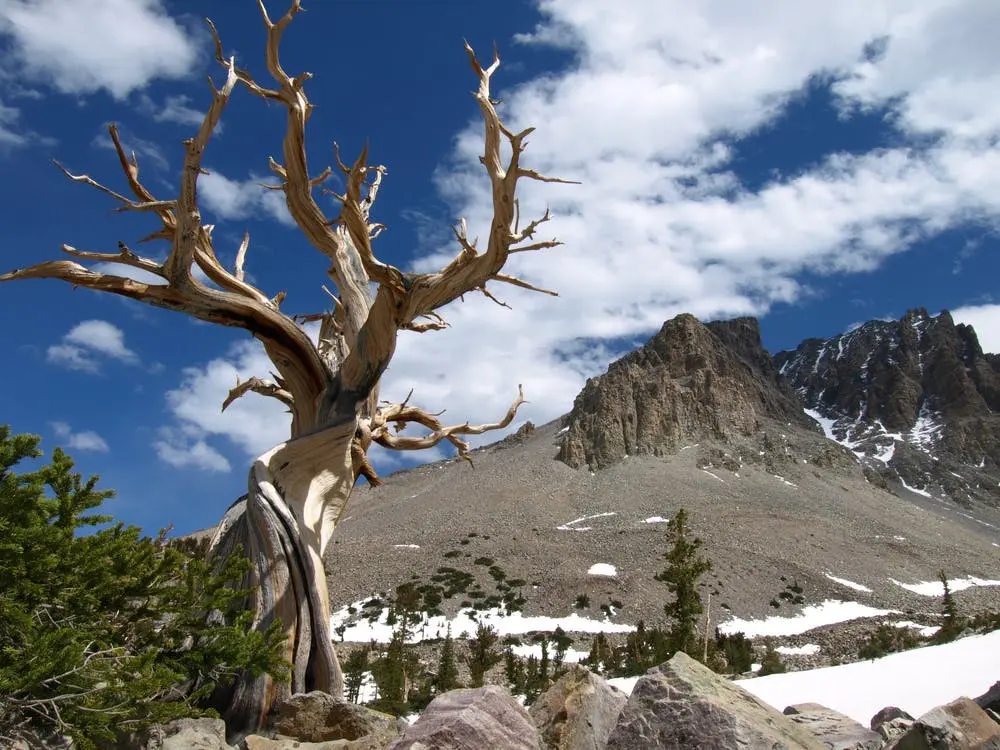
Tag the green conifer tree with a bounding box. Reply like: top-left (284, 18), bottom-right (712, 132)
top-left (434, 625), bottom-right (460, 693)
top-left (655, 508), bottom-right (713, 659)
top-left (0, 427), bottom-right (288, 749)
top-left (342, 646), bottom-right (370, 703)
top-left (466, 623), bottom-right (502, 687)
top-left (935, 570), bottom-right (963, 644)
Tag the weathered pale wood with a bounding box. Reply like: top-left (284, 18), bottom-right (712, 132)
top-left (0, 0), bottom-right (572, 736)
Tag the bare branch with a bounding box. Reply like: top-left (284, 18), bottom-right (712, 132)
top-left (222, 375), bottom-right (294, 412)
top-left (491, 273), bottom-right (559, 297)
top-left (60, 242), bottom-right (166, 280)
top-left (478, 285), bottom-right (511, 309)
top-left (372, 385), bottom-right (527, 456)
top-left (234, 231), bottom-right (250, 281)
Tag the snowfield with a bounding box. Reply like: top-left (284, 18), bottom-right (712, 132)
top-left (609, 630), bottom-right (1000, 726)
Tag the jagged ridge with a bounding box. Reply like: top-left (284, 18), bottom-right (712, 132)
top-left (775, 308), bottom-right (1000, 506)
top-left (557, 315), bottom-right (812, 470)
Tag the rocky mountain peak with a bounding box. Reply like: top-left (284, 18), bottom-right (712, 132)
top-left (775, 308), bottom-right (1000, 505)
top-left (557, 313), bottom-right (810, 470)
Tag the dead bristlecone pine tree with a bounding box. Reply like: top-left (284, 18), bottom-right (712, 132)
top-left (0, 0), bottom-right (574, 738)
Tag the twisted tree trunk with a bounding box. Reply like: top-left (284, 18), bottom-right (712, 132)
top-left (208, 422), bottom-right (354, 735)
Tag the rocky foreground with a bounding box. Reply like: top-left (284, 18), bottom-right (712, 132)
top-left (25, 650), bottom-right (1000, 749)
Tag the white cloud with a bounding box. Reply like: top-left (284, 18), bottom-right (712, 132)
top-left (952, 304), bottom-right (1000, 354)
top-left (160, 340), bottom-right (292, 461)
top-left (199, 170), bottom-right (294, 227)
top-left (0, 98), bottom-right (26, 147)
top-left (154, 0), bottom-right (1000, 476)
top-left (139, 93), bottom-right (214, 130)
top-left (46, 319), bottom-right (140, 373)
top-left (51, 421), bottom-right (110, 453)
top-left (153, 427), bottom-right (231, 472)
top-left (377, 0), bottom-right (1000, 431)
top-left (0, 0), bottom-right (200, 99)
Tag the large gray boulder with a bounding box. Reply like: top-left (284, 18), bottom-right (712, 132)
top-left (885, 696), bottom-right (1000, 749)
top-left (606, 652), bottom-right (827, 749)
top-left (388, 686), bottom-right (541, 750)
top-left (783, 703), bottom-right (883, 749)
top-left (529, 665), bottom-right (627, 749)
top-left (243, 736), bottom-right (394, 750)
top-left (115, 718), bottom-right (235, 750)
top-left (264, 692), bottom-right (398, 745)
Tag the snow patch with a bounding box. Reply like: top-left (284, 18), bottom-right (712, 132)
top-left (557, 512), bottom-right (617, 532)
top-left (717, 600), bottom-right (895, 638)
top-left (331, 603), bottom-right (635, 644)
top-left (393, 544), bottom-right (420, 549)
top-left (735, 630), bottom-right (1000, 726)
top-left (775, 644), bottom-right (821, 656)
top-left (893, 621), bottom-right (941, 638)
top-left (888, 576), bottom-right (1000, 597)
top-left (643, 516), bottom-right (668, 524)
top-left (587, 563), bottom-right (618, 577)
top-left (824, 573), bottom-right (872, 593)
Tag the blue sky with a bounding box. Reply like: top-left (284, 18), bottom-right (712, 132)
top-left (1, 0), bottom-right (998, 536)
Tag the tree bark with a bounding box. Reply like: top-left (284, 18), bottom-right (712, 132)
top-left (208, 420), bottom-right (356, 738)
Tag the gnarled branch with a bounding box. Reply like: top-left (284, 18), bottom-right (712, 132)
top-left (223, 375), bottom-right (294, 412)
top-left (370, 385), bottom-right (527, 457)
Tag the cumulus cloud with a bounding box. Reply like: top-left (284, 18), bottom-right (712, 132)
top-left (153, 427), bottom-right (231, 472)
top-left (46, 320), bottom-right (140, 374)
top-left (154, 0), bottom-right (1000, 471)
top-left (199, 170), bottom-right (294, 226)
top-left (384, 0), bottom-right (1000, 430)
top-left (159, 340), bottom-right (291, 465)
top-left (138, 93), bottom-right (215, 130)
top-left (51, 421), bottom-right (110, 453)
top-left (0, 0), bottom-right (200, 99)
top-left (952, 304), bottom-right (1000, 354)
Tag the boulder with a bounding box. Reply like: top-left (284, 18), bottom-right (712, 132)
top-left (870, 707), bottom-right (915, 743)
top-left (605, 652), bottom-right (826, 749)
top-left (243, 736), bottom-right (394, 750)
top-left (886, 696), bottom-right (1000, 749)
top-left (871, 707), bottom-right (915, 731)
top-left (975, 681), bottom-right (1000, 716)
top-left (783, 703), bottom-right (882, 749)
top-left (115, 718), bottom-right (235, 749)
top-left (388, 686), bottom-right (540, 750)
top-left (265, 692), bottom-right (397, 744)
top-left (529, 665), bottom-right (627, 749)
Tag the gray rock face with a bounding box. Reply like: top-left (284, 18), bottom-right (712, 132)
top-left (886, 696), bottom-right (1000, 749)
top-left (265, 692), bottom-right (397, 745)
top-left (975, 681), bottom-right (1000, 716)
top-left (558, 314), bottom-right (811, 470)
top-left (529, 665), bottom-right (627, 749)
top-left (783, 703), bottom-right (883, 749)
top-left (605, 652), bottom-right (826, 749)
top-left (776, 308), bottom-right (1000, 505)
top-left (388, 686), bottom-right (540, 750)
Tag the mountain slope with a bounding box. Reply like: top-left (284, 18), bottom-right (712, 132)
top-left (323, 311), bottom-right (1000, 666)
top-left (774, 308), bottom-right (1000, 506)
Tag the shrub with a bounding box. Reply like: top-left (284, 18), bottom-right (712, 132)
top-left (0, 427), bottom-right (288, 749)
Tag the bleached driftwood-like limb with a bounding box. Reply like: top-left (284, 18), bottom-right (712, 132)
top-left (370, 385), bottom-right (527, 455)
top-left (222, 375), bottom-right (294, 412)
